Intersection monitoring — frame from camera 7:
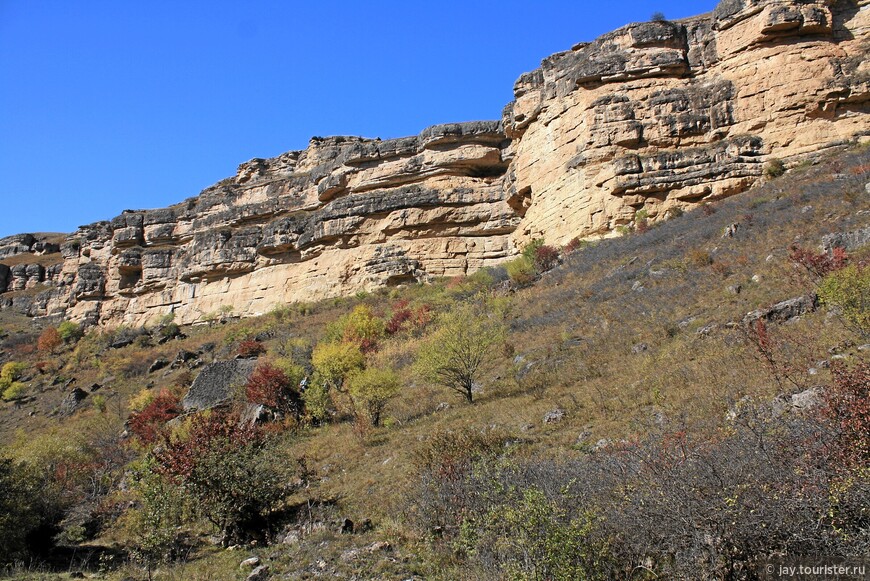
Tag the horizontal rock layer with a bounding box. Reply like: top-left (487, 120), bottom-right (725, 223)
top-left (3, 0), bottom-right (869, 326)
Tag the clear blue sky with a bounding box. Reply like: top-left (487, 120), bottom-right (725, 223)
top-left (0, 0), bottom-right (717, 238)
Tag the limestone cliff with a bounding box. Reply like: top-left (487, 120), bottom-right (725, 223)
top-left (2, 0), bottom-right (868, 326)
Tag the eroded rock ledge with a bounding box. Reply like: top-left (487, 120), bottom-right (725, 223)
top-left (3, 0), bottom-right (868, 326)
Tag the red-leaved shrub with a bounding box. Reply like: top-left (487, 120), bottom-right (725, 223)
top-left (533, 245), bottom-right (560, 272)
top-left (129, 390), bottom-right (181, 444)
top-left (386, 300), bottom-right (431, 335)
top-left (237, 339), bottom-right (266, 358)
top-left (37, 327), bottom-right (62, 353)
top-left (788, 245), bottom-right (848, 280)
top-left (154, 412), bottom-right (264, 481)
top-left (245, 362), bottom-right (301, 417)
top-left (386, 300), bottom-right (413, 335)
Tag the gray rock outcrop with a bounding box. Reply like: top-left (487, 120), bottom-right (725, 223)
top-left (181, 359), bottom-right (257, 411)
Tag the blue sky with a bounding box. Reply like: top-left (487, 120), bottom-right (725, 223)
top-left (0, 0), bottom-right (718, 238)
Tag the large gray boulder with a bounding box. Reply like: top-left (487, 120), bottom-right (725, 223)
top-left (181, 359), bottom-right (257, 411)
top-left (822, 226), bottom-right (870, 253)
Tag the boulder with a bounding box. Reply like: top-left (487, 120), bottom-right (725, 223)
top-left (59, 388), bottom-right (89, 415)
top-left (543, 408), bottom-right (566, 424)
top-left (148, 358), bottom-right (169, 374)
top-left (822, 226), bottom-right (870, 253)
top-left (245, 565), bottom-right (269, 581)
top-left (181, 359), bottom-right (257, 411)
top-left (742, 295), bottom-right (818, 326)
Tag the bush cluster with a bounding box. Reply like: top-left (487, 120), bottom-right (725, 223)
top-left (505, 239), bottom-right (561, 285)
top-left (416, 387), bottom-right (870, 579)
top-left (153, 413), bottom-right (295, 546)
top-left (0, 361), bottom-right (27, 401)
top-left (128, 390), bottom-right (182, 445)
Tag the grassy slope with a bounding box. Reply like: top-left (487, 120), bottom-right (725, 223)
top-left (1, 144), bottom-right (869, 579)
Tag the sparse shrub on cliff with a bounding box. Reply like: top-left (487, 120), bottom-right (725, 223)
top-left (505, 255), bottom-right (537, 285)
top-left (665, 206), bottom-right (684, 220)
top-left (563, 237), bottom-right (584, 253)
top-left (533, 244), bottom-right (560, 272)
top-left (505, 239), bottom-right (561, 285)
top-left (651, 11), bottom-right (666, 22)
top-left (764, 157), bottom-right (786, 179)
top-left (156, 321), bottom-right (181, 343)
top-left (57, 321), bottom-right (83, 344)
top-left (634, 209), bottom-right (650, 233)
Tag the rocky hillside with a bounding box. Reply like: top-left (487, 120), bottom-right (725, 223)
top-left (1, 0), bottom-right (868, 327)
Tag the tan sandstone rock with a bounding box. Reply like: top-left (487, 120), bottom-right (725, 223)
top-left (1, 0), bottom-right (867, 327)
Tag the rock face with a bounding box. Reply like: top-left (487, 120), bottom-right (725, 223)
top-left (505, 0), bottom-right (870, 243)
top-left (3, 0), bottom-right (869, 327)
top-left (181, 359), bottom-right (258, 411)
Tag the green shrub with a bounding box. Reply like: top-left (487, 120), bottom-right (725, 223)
top-left (57, 321), bottom-right (83, 343)
top-left (464, 487), bottom-right (607, 581)
top-left (819, 264), bottom-right (870, 337)
top-left (347, 366), bottom-right (401, 426)
top-left (325, 305), bottom-right (386, 351)
top-left (505, 256), bottom-right (536, 285)
top-left (124, 457), bottom-right (190, 569)
top-left (0, 458), bottom-right (43, 563)
top-left (302, 380), bottom-right (331, 423)
top-left (154, 413), bottom-right (295, 546)
top-left (764, 157), bottom-right (786, 179)
top-left (157, 322), bottom-right (181, 342)
top-left (0, 362), bottom-right (27, 399)
top-left (416, 427), bottom-right (508, 477)
top-left (415, 305), bottom-right (505, 403)
top-left (311, 341), bottom-right (365, 391)
top-left (2, 381), bottom-right (27, 401)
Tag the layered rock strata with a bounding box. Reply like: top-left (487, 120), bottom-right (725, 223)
top-left (504, 0), bottom-right (870, 243)
top-left (2, 0), bottom-right (868, 326)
